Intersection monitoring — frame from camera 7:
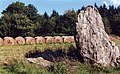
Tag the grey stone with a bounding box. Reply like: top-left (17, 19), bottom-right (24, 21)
top-left (27, 57), bottom-right (53, 67)
top-left (75, 6), bottom-right (120, 66)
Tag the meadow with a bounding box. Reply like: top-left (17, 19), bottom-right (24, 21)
top-left (0, 37), bottom-right (120, 74)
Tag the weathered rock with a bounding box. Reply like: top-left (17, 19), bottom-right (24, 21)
top-left (75, 6), bottom-right (120, 66)
top-left (27, 57), bottom-right (53, 67)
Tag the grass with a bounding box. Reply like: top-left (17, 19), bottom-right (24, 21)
top-left (111, 38), bottom-right (120, 48)
top-left (0, 43), bottom-right (75, 74)
top-left (0, 43), bottom-right (74, 64)
top-left (0, 37), bottom-right (120, 74)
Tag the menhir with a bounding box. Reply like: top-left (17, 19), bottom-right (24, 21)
top-left (75, 6), bottom-right (120, 66)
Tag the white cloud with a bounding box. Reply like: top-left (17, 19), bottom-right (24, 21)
top-left (103, 1), bottom-right (108, 6)
top-left (110, 0), bottom-right (120, 5)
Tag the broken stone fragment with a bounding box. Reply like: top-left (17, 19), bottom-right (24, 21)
top-left (27, 57), bottom-right (53, 67)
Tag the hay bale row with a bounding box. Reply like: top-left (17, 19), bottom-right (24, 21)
top-left (45, 36), bottom-right (53, 43)
top-left (3, 37), bottom-right (15, 45)
top-left (62, 36), bottom-right (75, 43)
top-left (35, 36), bottom-right (45, 44)
top-left (15, 36), bottom-right (25, 45)
top-left (25, 37), bottom-right (35, 44)
top-left (53, 36), bottom-right (63, 43)
top-left (0, 36), bottom-right (75, 45)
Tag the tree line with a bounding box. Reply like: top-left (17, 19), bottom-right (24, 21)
top-left (0, 1), bottom-right (119, 37)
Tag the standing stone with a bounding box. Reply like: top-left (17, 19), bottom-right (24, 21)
top-left (75, 6), bottom-right (120, 66)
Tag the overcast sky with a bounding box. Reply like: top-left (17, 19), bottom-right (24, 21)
top-left (0, 0), bottom-right (120, 16)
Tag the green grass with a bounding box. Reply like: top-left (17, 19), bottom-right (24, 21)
top-left (0, 41), bottom-right (120, 74)
top-left (0, 43), bottom-right (75, 74)
top-left (0, 43), bottom-right (75, 63)
top-left (111, 38), bottom-right (120, 48)
top-left (0, 61), bottom-right (53, 74)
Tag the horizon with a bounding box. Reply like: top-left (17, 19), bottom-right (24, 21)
top-left (0, 0), bottom-right (120, 16)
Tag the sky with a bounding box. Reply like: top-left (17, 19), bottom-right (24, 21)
top-left (0, 0), bottom-right (120, 16)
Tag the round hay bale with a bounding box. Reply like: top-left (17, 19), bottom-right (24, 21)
top-left (45, 36), bottom-right (53, 43)
top-left (68, 36), bottom-right (75, 43)
top-left (0, 37), bottom-right (3, 46)
top-left (52, 36), bottom-right (63, 43)
top-left (62, 36), bottom-right (69, 43)
top-left (15, 37), bottom-right (25, 45)
top-left (109, 35), bottom-right (115, 40)
top-left (25, 37), bottom-right (35, 44)
top-left (35, 36), bottom-right (45, 44)
top-left (3, 37), bottom-right (15, 45)
top-left (109, 35), bottom-right (120, 40)
top-left (62, 36), bottom-right (75, 43)
top-left (116, 36), bottom-right (120, 40)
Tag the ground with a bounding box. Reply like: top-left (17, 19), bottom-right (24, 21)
top-left (0, 36), bottom-right (120, 74)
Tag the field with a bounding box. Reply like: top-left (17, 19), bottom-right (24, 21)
top-left (0, 37), bottom-right (120, 74)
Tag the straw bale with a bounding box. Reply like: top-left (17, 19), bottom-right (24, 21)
top-left (3, 37), bottom-right (15, 45)
top-left (45, 36), bottom-right (53, 43)
top-left (52, 36), bottom-right (63, 43)
top-left (25, 37), bottom-right (35, 44)
top-left (15, 37), bottom-right (25, 45)
top-left (62, 36), bottom-right (75, 43)
top-left (35, 36), bottom-right (45, 44)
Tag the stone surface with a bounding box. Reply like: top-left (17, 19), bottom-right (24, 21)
top-left (75, 6), bottom-right (120, 66)
top-left (27, 57), bottom-right (53, 67)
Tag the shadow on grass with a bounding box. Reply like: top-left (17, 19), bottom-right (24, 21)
top-left (25, 45), bottom-right (82, 62)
